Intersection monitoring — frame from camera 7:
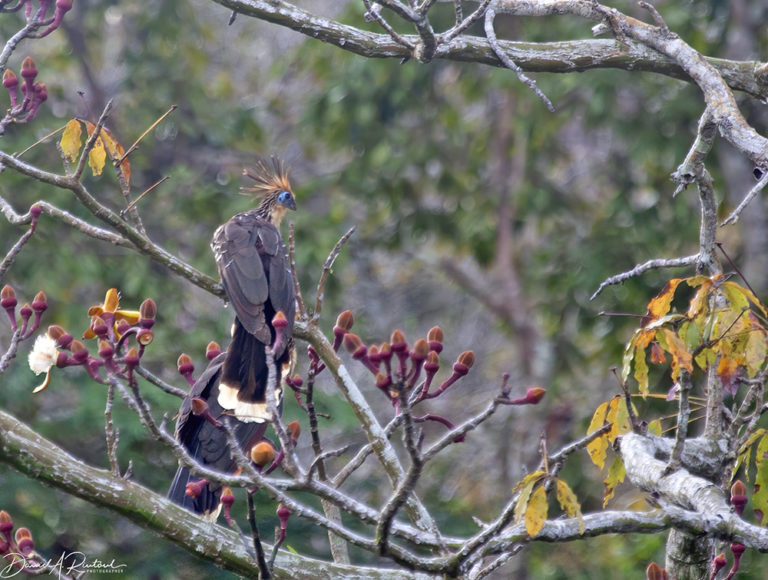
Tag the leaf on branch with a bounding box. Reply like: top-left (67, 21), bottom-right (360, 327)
top-left (717, 354), bottom-right (740, 396)
top-left (60, 119), bottom-right (82, 162)
top-left (647, 278), bottom-right (682, 319)
top-left (84, 121), bottom-right (131, 183)
top-left (658, 328), bottom-right (693, 381)
top-left (723, 281), bottom-right (767, 318)
top-left (586, 400), bottom-right (611, 469)
top-left (513, 470), bottom-right (545, 526)
top-left (753, 433), bottom-right (768, 525)
top-left (647, 419), bottom-right (662, 436)
top-left (745, 325), bottom-right (768, 378)
top-left (88, 138), bottom-right (107, 176)
top-left (603, 455), bottom-right (626, 507)
top-left (525, 484), bottom-right (548, 537)
top-left (555, 478), bottom-right (584, 534)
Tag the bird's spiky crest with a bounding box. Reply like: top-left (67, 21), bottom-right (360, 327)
top-left (241, 157), bottom-right (292, 198)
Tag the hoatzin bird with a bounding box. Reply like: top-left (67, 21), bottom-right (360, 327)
top-left (169, 158), bottom-right (297, 519)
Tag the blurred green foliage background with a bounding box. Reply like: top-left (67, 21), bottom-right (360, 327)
top-left (1, 0), bottom-right (767, 577)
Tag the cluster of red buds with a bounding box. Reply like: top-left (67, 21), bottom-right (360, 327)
top-left (5, 0), bottom-right (73, 37)
top-left (707, 481), bottom-right (749, 579)
top-left (0, 509), bottom-right (40, 572)
top-left (328, 310), bottom-right (475, 407)
top-left (1, 57), bottom-right (47, 132)
top-left (27, 288), bottom-right (157, 392)
top-left (2, 283), bottom-right (46, 339)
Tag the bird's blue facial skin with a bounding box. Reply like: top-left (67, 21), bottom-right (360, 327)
top-left (277, 191), bottom-right (296, 210)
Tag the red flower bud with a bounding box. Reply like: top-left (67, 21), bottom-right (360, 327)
top-left (2, 69), bottom-right (18, 91)
top-left (250, 441), bottom-right (275, 468)
top-left (410, 338), bottom-right (429, 362)
top-left (287, 420), bottom-right (301, 446)
top-left (427, 326), bottom-right (443, 353)
top-left (185, 479), bottom-right (207, 498)
top-left (47, 324), bottom-right (72, 348)
top-left (205, 341), bottom-right (221, 360)
top-left (0, 510), bottom-right (13, 541)
top-left (97, 339), bottom-right (114, 359)
top-left (335, 310), bottom-right (354, 331)
top-left (70, 340), bottom-right (89, 363)
top-left (31, 291), bottom-right (47, 313)
top-left (124, 346), bottom-right (140, 368)
top-left (139, 298), bottom-right (156, 328)
top-left (730, 542), bottom-right (746, 557)
top-left (731, 480), bottom-right (748, 516)
top-left (1, 285), bottom-right (16, 308)
top-left (14, 527), bottom-right (34, 556)
top-left (90, 316), bottom-right (109, 337)
top-left (343, 332), bottom-right (363, 353)
top-left (645, 562), bottom-right (667, 580)
top-left (424, 351), bottom-right (439, 374)
top-left (177, 353), bottom-right (194, 376)
top-left (220, 486), bottom-right (235, 509)
top-left (390, 329), bottom-right (407, 352)
top-left (272, 310), bottom-right (288, 329)
top-left (20, 57), bottom-right (37, 82)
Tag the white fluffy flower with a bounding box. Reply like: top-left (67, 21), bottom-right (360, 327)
top-left (28, 333), bottom-right (58, 393)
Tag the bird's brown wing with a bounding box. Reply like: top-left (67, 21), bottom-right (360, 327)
top-left (211, 210), bottom-right (295, 351)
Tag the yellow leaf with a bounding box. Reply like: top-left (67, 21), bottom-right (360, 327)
top-left (660, 328), bottom-right (693, 381)
top-left (684, 275), bottom-right (712, 288)
top-left (745, 329), bottom-right (768, 378)
top-left (586, 400), bottom-right (611, 469)
top-left (603, 455), bottom-right (626, 507)
top-left (647, 278), bottom-right (682, 319)
top-left (555, 478), bottom-right (585, 534)
top-left (525, 484), bottom-right (548, 537)
top-left (84, 121), bottom-right (131, 183)
top-left (614, 397), bottom-right (632, 435)
top-left (686, 280), bottom-right (712, 320)
top-left (88, 138), bottom-right (107, 176)
top-left (604, 396), bottom-right (622, 442)
top-left (513, 471), bottom-right (545, 524)
top-left (60, 119), bottom-right (82, 162)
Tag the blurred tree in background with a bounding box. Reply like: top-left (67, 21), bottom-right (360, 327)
top-left (1, 1), bottom-right (768, 578)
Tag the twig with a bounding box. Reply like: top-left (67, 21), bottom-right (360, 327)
top-left (671, 109), bottom-right (716, 197)
top-left (104, 382), bottom-right (120, 476)
top-left (313, 227), bottom-right (355, 319)
top-left (134, 364), bottom-right (188, 399)
top-left (121, 176), bottom-right (170, 216)
top-left (362, 0), bottom-right (414, 50)
top-left (722, 169), bottom-right (768, 226)
top-left (118, 105), bottom-right (178, 164)
top-left (0, 329), bottom-right (22, 374)
top-left (441, 0), bottom-right (492, 42)
top-left (73, 100), bottom-right (113, 180)
top-left (590, 254), bottom-right (699, 300)
top-left (484, 5), bottom-right (555, 112)
top-left (0, 207), bottom-right (38, 282)
top-left (664, 370), bottom-right (692, 475)
top-left (288, 224), bottom-right (306, 318)
top-left (246, 491), bottom-right (272, 579)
